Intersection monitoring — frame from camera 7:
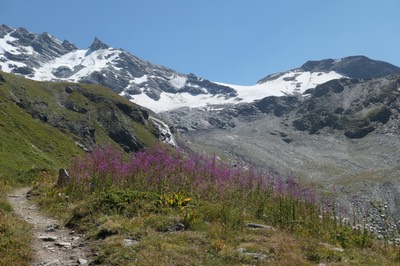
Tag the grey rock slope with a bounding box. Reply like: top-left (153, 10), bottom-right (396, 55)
top-left (165, 74), bottom-right (400, 219)
top-left (299, 56), bottom-right (400, 79)
top-left (258, 56), bottom-right (400, 83)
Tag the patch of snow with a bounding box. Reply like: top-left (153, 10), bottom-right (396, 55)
top-left (131, 75), bottom-right (148, 84)
top-left (21, 45), bottom-right (35, 55)
top-left (0, 59), bottom-right (26, 72)
top-left (169, 75), bottom-right (187, 89)
top-left (217, 70), bottom-right (344, 102)
top-left (128, 70), bottom-right (344, 113)
top-left (0, 32), bottom-right (20, 55)
top-left (203, 106), bottom-right (224, 111)
top-left (31, 48), bottom-right (121, 82)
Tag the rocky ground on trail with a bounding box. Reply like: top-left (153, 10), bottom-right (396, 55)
top-left (7, 188), bottom-right (89, 266)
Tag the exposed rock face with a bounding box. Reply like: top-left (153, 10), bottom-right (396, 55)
top-left (292, 76), bottom-right (400, 138)
top-left (257, 56), bottom-right (400, 83)
top-left (0, 25), bottom-right (77, 76)
top-left (167, 75), bottom-right (400, 139)
top-left (166, 74), bottom-right (400, 220)
top-left (299, 56), bottom-right (400, 79)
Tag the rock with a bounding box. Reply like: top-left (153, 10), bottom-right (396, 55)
top-left (65, 86), bottom-right (73, 93)
top-left (245, 223), bottom-right (274, 230)
top-left (55, 242), bottom-right (72, 247)
top-left (238, 248), bottom-right (268, 260)
top-left (38, 236), bottom-right (58, 242)
top-left (123, 239), bottom-right (140, 247)
top-left (332, 247), bottom-right (345, 252)
top-left (43, 259), bottom-right (61, 266)
top-left (237, 247), bottom-right (246, 253)
top-left (45, 224), bottom-right (60, 232)
top-left (56, 168), bottom-right (70, 188)
top-left (168, 223), bottom-right (185, 232)
top-left (244, 252), bottom-right (268, 260)
top-left (77, 258), bottom-right (88, 265)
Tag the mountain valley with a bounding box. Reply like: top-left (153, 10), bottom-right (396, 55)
top-left (2, 23), bottom-right (400, 265)
top-left (2, 25), bottom-right (400, 218)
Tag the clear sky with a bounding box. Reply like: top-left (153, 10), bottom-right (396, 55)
top-left (2, 0), bottom-right (399, 85)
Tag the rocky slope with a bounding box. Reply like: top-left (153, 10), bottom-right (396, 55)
top-left (164, 74), bottom-right (400, 220)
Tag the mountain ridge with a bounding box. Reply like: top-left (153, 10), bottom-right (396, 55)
top-left (2, 24), bottom-right (400, 113)
top-left (0, 24), bottom-right (237, 112)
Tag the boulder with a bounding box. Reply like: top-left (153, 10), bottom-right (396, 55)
top-left (56, 168), bottom-right (70, 188)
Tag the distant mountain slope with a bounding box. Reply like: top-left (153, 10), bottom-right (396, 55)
top-left (165, 73), bottom-right (400, 218)
top-left (2, 25), bottom-right (399, 113)
top-left (0, 71), bottom-right (165, 177)
top-left (297, 55), bottom-right (400, 79)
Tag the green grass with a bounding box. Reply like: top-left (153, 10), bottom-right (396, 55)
top-left (29, 149), bottom-right (400, 266)
top-left (0, 71), bottom-right (161, 182)
top-left (0, 71), bottom-right (161, 265)
top-left (0, 207), bottom-right (33, 266)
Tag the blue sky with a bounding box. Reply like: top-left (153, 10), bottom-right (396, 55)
top-left (2, 0), bottom-right (399, 85)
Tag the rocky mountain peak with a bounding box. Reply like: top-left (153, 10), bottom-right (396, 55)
top-left (0, 24), bottom-right (12, 36)
top-left (300, 55), bottom-right (400, 79)
top-left (61, 39), bottom-right (78, 51)
top-left (87, 37), bottom-right (110, 53)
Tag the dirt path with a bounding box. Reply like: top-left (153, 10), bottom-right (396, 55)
top-left (7, 188), bottom-right (89, 266)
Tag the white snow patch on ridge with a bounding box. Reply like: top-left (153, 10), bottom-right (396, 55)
top-left (169, 75), bottom-right (187, 89)
top-left (0, 60), bottom-right (26, 72)
top-left (220, 70), bottom-right (344, 102)
top-left (0, 31), bottom-right (36, 72)
top-left (131, 75), bottom-right (148, 84)
top-left (31, 48), bottom-right (121, 82)
top-left (0, 32), bottom-right (20, 55)
top-left (128, 70), bottom-right (344, 113)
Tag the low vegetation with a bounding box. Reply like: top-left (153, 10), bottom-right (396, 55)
top-left (1, 71), bottom-right (399, 264)
top-left (31, 146), bottom-right (400, 265)
top-left (0, 71), bottom-right (159, 265)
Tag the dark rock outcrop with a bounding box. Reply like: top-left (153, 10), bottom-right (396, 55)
top-left (4, 74), bottom-right (159, 152)
top-left (291, 76), bottom-right (400, 138)
top-left (299, 56), bottom-right (400, 79)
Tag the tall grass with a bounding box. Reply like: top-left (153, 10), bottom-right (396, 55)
top-left (68, 146), bottom-right (313, 202)
top-left (64, 145), bottom-right (374, 247)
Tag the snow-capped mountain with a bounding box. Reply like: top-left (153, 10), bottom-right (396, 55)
top-left (1, 24), bottom-right (400, 113)
top-left (0, 24), bottom-right (236, 112)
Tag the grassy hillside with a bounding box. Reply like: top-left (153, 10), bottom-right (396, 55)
top-left (0, 72), bottom-right (161, 265)
top-left (0, 71), bottom-right (160, 182)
